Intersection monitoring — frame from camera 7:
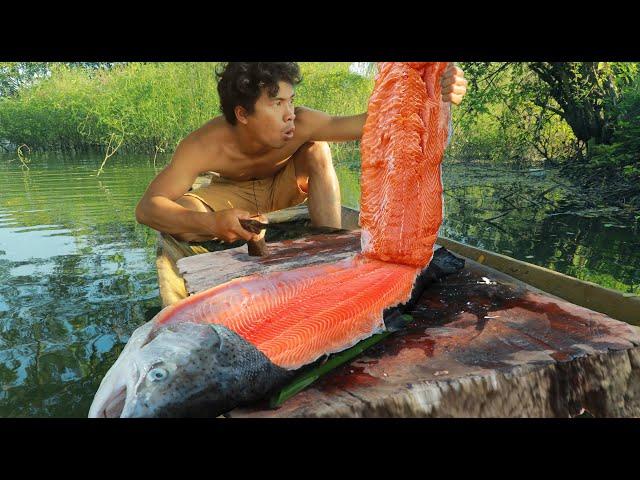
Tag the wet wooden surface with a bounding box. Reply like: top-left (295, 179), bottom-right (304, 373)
top-left (231, 254), bottom-right (640, 417)
top-left (178, 229), bottom-right (361, 295)
top-left (179, 229), bottom-right (640, 417)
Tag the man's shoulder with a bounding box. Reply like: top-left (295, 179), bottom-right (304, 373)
top-left (175, 133), bottom-right (206, 159)
top-left (179, 117), bottom-right (226, 152)
top-left (187, 116), bottom-right (227, 142)
top-left (173, 117), bottom-right (227, 169)
top-left (294, 106), bottom-right (323, 119)
top-left (294, 106), bottom-right (330, 135)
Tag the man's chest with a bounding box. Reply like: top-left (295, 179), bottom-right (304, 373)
top-left (213, 144), bottom-right (303, 181)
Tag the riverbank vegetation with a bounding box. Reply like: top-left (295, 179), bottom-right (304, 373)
top-left (1, 61), bottom-right (638, 213)
top-left (453, 62), bottom-right (640, 215)
top-left (0, 62), bottom-right (371, 160)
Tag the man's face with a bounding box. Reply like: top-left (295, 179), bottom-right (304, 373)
top-left (245, 81), bottom-right (296, 149)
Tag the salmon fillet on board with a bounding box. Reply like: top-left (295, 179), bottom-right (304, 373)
top-left (89, 62), bottom-right (455, 417)
top-left (149, 62), bottom-right (451, 369)
top-left (361, 62), bottom-right (451, 266)
top-left (154, 255), bottom-right (420, 369)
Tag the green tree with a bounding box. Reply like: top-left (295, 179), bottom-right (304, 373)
top-left (0, 62), bottom-right (122, 97)
top-left (527, 62), bottom-right (637, 148)
top-left (0, 62), bottom-right (48, 97)
top-left (459, 62), bottom-right (639, 159)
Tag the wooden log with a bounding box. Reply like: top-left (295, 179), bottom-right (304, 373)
top-left (437, 236), bottom-right (640, 326)
top-left (224, 256), bottom-right (640, 417)
top-left (173, 230), bottom-right (639, 418)
top-left (160, 203), bottom-right (640, 416)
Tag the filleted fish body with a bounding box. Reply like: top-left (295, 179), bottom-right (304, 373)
top-left (89, 62), bottom-right (457, 418)
top-left (154, 255), bottom-right (420, 370)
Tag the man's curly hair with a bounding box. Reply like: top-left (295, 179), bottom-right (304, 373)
top-left (215, 62), bottom-right (302, 125)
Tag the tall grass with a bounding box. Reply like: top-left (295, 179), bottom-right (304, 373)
top-left (0, 62), bottom-right (373, 159)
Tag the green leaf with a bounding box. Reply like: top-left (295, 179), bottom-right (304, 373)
top-left (269, 314), bottom-right (413, 408)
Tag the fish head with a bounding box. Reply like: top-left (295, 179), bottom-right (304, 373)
top-left (88, 321), bottom-right (268, 418)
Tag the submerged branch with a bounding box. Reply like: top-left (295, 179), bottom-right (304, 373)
top-left (17, 144), bottom-right (31, 170)
top-left (484, 209), bottom-right (515, 223)
top-left (96, 132), bottom-right (124, 176)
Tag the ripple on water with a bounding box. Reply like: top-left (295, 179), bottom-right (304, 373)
top-left (1, 154), bottom-right (164, 416)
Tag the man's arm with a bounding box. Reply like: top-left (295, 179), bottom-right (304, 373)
top-left (135, 140), bottom-right (206, 234)
top-left (299, 63), bottom-right (468, 143)
top-left (134, 140), bottom-right (258, 242)
top-left (297, 108), bottom-right (367, 143)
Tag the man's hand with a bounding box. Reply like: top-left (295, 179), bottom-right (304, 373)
top-left (441, 63), bottom-right (468, 105)
top-left (210, 209), bottom-right (263, 243)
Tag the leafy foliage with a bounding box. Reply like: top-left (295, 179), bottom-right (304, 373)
top-left (589, 77), bottom-right (640, 181)
top-left (450, 62), bottom-right (578, 165)
top-left (0, 61), bottom-right (638, 203)
top-left (0, 62), bottom-right (49, 97)
top-left (0, 62), bottom-right (372, 155)
top-left (453, 62), bottom-right (639, 167)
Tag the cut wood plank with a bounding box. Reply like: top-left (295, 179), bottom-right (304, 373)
top-left (437, 236), bottom-right (640, 326)
top-left (177, 231), bottom-right (361, 295)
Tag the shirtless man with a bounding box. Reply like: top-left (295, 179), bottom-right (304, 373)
top-left (135, 62), bottom-right (468, 243)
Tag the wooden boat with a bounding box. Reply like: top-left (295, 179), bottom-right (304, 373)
top-left (153, 177), bottom-right (640, 417)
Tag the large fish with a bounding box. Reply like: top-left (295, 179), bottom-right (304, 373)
top-left (89, 62), bottom-right (456, 418)
top-left (89, 248), bottom-right (463, 417)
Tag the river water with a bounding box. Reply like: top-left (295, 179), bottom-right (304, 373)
top-left (0, 151), bottom-right (638, 417)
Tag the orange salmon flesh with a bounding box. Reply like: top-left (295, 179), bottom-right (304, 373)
top-left (153, 62), bottom-right (450, 370)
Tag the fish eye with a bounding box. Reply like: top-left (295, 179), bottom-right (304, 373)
top-left (147, 367), bottom-right (168, 383)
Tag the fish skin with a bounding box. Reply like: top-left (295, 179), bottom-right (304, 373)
top-left (90, 322), bottom-right (293, 418)
top-left (383, 247), bottom-right (465, 331)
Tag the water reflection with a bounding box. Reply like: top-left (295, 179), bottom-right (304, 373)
top-left (0, 153), bottom-right (161, 416)
top-left (439, 163), bottom-right (640, 294)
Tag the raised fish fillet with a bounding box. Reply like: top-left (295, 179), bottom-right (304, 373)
top-left (361, 62), bottom-right (450, 266)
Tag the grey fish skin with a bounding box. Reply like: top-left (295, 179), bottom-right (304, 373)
top-left (89, 322), bottom-right (294, 418)
top-left (383, 247), bottom-right (465, 331)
